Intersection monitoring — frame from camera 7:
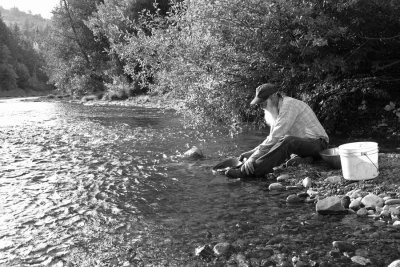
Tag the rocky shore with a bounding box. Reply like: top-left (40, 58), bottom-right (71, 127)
top-left (194, 153), bottom-right (400, 267)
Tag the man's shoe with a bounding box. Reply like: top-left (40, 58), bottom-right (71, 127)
top-left (225, 168), bottom-right (253, 179)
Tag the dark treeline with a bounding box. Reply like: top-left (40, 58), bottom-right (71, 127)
top-left (0, 7), bottom-right (51, 95)
top-left (4, 1), bottom-right (400, 137)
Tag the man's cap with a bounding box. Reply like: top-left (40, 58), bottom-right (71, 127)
top-left (250, 83), bottom-right (279, 105)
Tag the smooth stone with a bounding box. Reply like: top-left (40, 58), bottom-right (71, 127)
top-left (286, 194), bottom-right (303, 203)
top-left (385, 199), bottom-right (400, 205)
top-left (388, 260), bottom-right (400, 267)
top-left (277, 174), bottom-right (290, 182)
top-left (349, 199), bottom-right (361, 211)
top-left (351, 256), bottom-right (371, 266)
top-left (325, 175), bottom-right (341, 184)
top-left (316, 196), bottom-right (346, 215)
top-left (183, 146), bottom-right (204, 159)
top-left (361, 194), bottom-right (384, 209)
top-left (269, 183), bottom-right (284, 191)
top-left (357, 208), bottom-right (368, 217)
top-left (332, 241), bottom-right (355, 252)
top-left (302, 177), bottom-right (312, 188)
top-left (213, 242), bottom-right (232, 256)
top-left (393, 221), bottom-right (400, 226)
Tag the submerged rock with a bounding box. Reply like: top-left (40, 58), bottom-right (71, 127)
top-left (332, 241), bottom-right (355, 252)
top-left (195, 245), bottom-right (214, 259)
top-left (286, 194), bottom-right (303, 203)
top-left (316, 196), bottom-right (347, 215)
top-left (213, 242), bottom-right (232, 256)
top-left (351, 256), bottom-right (371, 266)
top-left (183, 146), bottom-right (204, 159)
top-left (269, 183), bottom-right (284, 191)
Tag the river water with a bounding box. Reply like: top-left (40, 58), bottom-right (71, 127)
top-left (1, 97), bottom-right (383, 266)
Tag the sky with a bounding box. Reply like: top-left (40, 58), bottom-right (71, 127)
top-left (0, 0), bottom-right (59, 19)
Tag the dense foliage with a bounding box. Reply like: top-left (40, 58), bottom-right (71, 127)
top-left (0, 8), bottom-right (50, 94)
top-left (45, 0), bottom-right (400, 136)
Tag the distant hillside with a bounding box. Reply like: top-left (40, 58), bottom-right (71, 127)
top-left (0, 6), bottom-right (50, 31)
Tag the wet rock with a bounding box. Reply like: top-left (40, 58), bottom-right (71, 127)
top-left (195, 245), bottom-right (214, 260)
top-left (388, 259), bottom-right (400, 267)
top-left (332, 241), bottom-right (355, 252)
top-left (341, 196), bottom-right (351, 209)
top-left (349, 198), bottom-right (362, 211)
top-left (183, 146), bottom-right (204, 159)
top-left (276, 174), bottom-right (289, 182)
top-left (351, 256), bottom-right (371, 266)
top-left (307, 189), bottom-right (319, 197)
top-left (361, 194), bottom-right (384, 209)
top-left (213, 242), bottom-right (232, 256)
top-left (357, 208), bottom-right (368, 217)
top-left (269, 183), bottom-right (284, 191)
top-left (385, 199), bottom-right (400, 205)
top-left (286, 194), bottom-right (303, 203)
top-left (325, 175), bottom-right (341, 184)
top-left (236, 253), bottom-right (250, 267)
top-left (302, 177), bottom-right (312, 188)
top-left (95, 192), bottom-right (107, 200)
top-left (316, 196), bottom-right (347, 215)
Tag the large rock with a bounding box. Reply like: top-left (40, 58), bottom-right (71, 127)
top-left (183, 146), bottom-right (204, 159)
top-left (361, 194), bottom-right (384, 209)
top-left (316, 196), bottom-right (347, 215)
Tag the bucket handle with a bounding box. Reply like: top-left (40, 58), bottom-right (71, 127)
top-left (361, 152), bottom-right (379, 171)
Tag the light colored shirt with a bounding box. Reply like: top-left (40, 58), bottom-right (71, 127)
top-left (250, 96), bottom-right (328, 159)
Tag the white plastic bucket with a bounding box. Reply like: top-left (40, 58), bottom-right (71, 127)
top-left (338, 142), bottom-right (379, 180)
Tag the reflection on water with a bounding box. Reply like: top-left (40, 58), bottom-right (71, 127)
top-left (0, 97), bottom-right (306, 266)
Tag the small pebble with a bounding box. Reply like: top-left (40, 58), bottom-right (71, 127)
top-left (302, 177), bottom-right (312, 188)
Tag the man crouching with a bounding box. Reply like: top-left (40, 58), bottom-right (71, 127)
top-left (225, 83), bottom-right (329, 179)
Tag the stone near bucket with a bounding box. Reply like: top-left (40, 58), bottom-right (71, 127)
top-left (338, 142), bottom-right (379, 180)
top-left (361, 193), bottom-right (384, 209)
top-left (183, 146), bottom-right (204, 159)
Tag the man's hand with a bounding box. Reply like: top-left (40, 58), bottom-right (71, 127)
top-left (239, 151), bottom-right (254, 162)
top-left (241, 157), bottom-right (255, 175)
